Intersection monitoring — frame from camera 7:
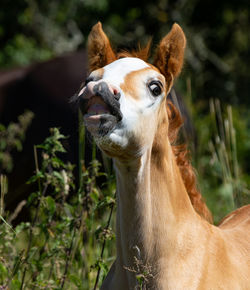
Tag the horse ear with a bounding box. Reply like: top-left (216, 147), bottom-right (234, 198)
top-left (87, 22), bottom-right (116, 72)
top-left (154, 24), bottom-right (186, 83)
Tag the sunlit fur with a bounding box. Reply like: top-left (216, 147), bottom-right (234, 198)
top-left (84, 22), bottom-right (250, 289)
top-left (87, 22), bottom-right (116, 71)
top-left (87, 23), bottom-right (212, 222)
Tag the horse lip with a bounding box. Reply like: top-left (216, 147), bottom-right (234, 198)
top-left (85, 96), bottom-right (109, 114)
top-left (79, 82), bottom-right (123, 122)
top-left (79, 94), bottom-right (115, 116)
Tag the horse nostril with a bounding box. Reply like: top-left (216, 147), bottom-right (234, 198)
top-left (92, 81), bottom-right (121, 101)
top-left (114, 92), bottom-right (121, 101)
top-left (111, 87), bottom-right (121, 100)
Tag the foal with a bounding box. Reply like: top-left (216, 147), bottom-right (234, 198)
top-left (77, 23), bottom-right (250, 289)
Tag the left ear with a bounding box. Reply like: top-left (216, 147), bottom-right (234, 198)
top-left (154, 24), bottom-right (186, 84)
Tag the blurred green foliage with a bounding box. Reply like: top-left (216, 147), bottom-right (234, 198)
top-left (191, 98), bottom-right (250, 222)
top-left (0, 128), bottom-right (116, 289)
top-left (0, 111), bottom-right (34, 173)
top-left (0, 0), bottom-right (249, 105)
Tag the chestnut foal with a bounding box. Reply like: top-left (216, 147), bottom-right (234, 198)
top-left (77, 23), bottom-right (250, 289)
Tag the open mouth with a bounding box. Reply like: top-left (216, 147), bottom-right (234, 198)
top-left (78, 82), bottom-right (123, 136)
top-left (84, 96), bottom-right (110, 120)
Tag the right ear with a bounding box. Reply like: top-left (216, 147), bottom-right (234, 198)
top-left (87, 22), bottom-right (116, 72)
top-left (153, 24), bottom-right (186, 85)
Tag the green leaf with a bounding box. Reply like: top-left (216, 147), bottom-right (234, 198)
top-left (0, 262), bottom-right (8, 278)
top-left (0, 124), bottom-right (6, 131)
top-left (27, 192), bottom-right (39, 206)
top-left (90, 188), bottom-right (100, 203)
top-left (69, 274), bottom-right (82, 287)
top-left (10, 278), bottom-right (22, 289)
top-left (52, 171), bottom-right (64, 184)
top-left (15, 139), bottom-right (23, 151)
top-left (0, 215), bottom-right (16, 235)
top-left (45, 196), bottom-right (56, 215)
top-left (15, 222), bottom-right (30, 235)
top-left (96, 196), bottom-right (115, 209)
top-left (27, 171), bottom-right (44, 184)
top-left (51, 156), bottom-right (65, 168)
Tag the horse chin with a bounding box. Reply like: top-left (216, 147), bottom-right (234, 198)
top-left (91, 125), bottom-right (133, 159)
top-left (84, 114), bottom-right (137, 158)
top-left (84, 113), bottom-right (118, 138)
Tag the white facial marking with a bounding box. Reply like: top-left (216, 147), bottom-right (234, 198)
top-left (83, 57), bottom-right (165, 156)
top-left (102, 57), bottom-right (150, 87)
top-left (102, 59), bottom-right (163, 148)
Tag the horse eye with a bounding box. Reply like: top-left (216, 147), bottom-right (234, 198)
top-left (148, 81), bottom-right (162, 97)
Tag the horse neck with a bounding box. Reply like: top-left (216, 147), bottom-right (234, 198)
top-left (113, 125), bottom-right (201, 286)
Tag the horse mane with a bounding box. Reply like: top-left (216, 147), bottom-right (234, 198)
top-left (117, 40), bottom-right (152, 62)
top-left (167, 102), bottom-right (213, 223)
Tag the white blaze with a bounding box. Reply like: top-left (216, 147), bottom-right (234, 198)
top-left (102, 57), bottom-right (150, 87)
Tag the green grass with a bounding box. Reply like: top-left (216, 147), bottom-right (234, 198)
top-left (191, 98), bottom-right (250, 222)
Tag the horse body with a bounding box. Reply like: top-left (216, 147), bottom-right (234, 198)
top-left (78, 22), bottom-right (250, 289)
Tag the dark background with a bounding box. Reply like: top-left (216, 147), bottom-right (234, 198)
top-left (0, 0), bottom-right (249, 104)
